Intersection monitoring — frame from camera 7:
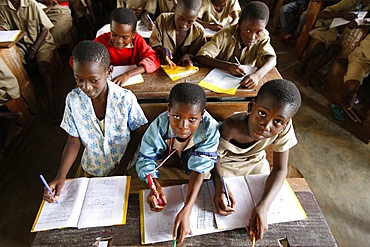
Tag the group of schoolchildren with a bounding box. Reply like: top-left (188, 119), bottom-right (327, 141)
top-left (0, 0), bottom-right (365, 244)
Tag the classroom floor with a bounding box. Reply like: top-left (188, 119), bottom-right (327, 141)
top-left (0, 36), bottom-right (369, 247)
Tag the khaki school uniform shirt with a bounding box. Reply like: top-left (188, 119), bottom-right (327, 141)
top-left (344, 34), bottom-right (370, 83)
top-left (218, 120), bottom-right (298, 177)
top-left (309, 0), bottom-right (370, 46)
top-left (196, 24), bottom-right (276, 67)
top-left (144, 0), bottom-right (173, 15)
top-left (0, 57), bottom-right (20, 106)
top-left (0, 0), bottom-right (55, 63)
top-left (117, 0), bottom-right (147, 9)
top-left (149, 13), bottom-right (207, 60)
top-left (198, 0), bottom-right (241, 24)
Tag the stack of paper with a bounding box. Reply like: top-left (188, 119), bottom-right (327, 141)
top-left (161, 65), bottom-right (199, 81)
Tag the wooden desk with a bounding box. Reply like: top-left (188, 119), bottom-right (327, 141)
top-left (32, 178), bottom-right (338, 247)
top-left (125, 67), bottom-right (282, 101)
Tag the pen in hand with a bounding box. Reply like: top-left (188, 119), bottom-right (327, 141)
top-left (40, 174), bottom-right (59, 204)
top-left (221, 176), bottom-right (231, 207)
top-left (234, 56), bottom-right (246, 76)
top-left (146, 14), bottom-right (154, 25)
top-left (357, 3), bottom-right (362, 16)
top-left (146, 173), bottom-right (163, 206)
top-left (173, 225), bottom-right (181, 247)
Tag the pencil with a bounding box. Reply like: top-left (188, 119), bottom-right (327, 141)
top-left (39, 174), bottom-right (59, 204)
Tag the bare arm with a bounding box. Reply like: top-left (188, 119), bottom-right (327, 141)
top-left (43, 135), bottom-right (81, 202)
top-left (318, 11), bottom-right (357, 20)
top-left (229, 10), bottom-right (239, 25)
top-left (240, 55), bottom-right (277, 88)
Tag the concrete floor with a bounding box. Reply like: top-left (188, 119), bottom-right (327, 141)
top-left (0, 36), bottom-right (369, 246)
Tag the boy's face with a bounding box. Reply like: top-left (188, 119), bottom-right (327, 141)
top-left (211, 0), bottom-right (228, 13)
top-left (168, 102), bottom-right (204, 139)
top-left (109, 20), bottom-right (135, 49)
top-left (74, 61), bottom-right (110, 99)
top-left (239, 19), bottom-right (267, 47)
top-left (247, 98), bottom-right (293, 140)
top-left (174, 6), bottom-right (198, 33)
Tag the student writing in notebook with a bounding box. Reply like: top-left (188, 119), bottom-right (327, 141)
top-left (94, 7), bottom-right (160, 87)
top-left (43, 41), bottom-right (148, 203)
top-left (196, 1), bottom-right (277, 89)
top-left (211, 79), bottom-right (301, 241)
top-left (141, 0), bottom-right (175, 30)
top-left (149, 0), bottom-right (207, 68)
top-left (197, 0), bottom-right (241, 31)
top-left (135, 83), bottom-right (220, 244)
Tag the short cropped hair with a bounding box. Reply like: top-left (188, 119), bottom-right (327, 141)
top-left (239, 1), bottom-right (269, 24)
top-left (169, 83), bottom-right (206, 111)
top-left (177, 0), bottom-right (202, 12)
top-left (72, 40), bottom-right (110, 70)
top-left (110, 7), bottom-right (137, 32)
top-left (256, 79), bottom-right (302, 116)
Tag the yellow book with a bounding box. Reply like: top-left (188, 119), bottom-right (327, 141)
top-left (161, 65), bottom-right (199, 81)
top-left (31, 176), bottom-right (131, 232)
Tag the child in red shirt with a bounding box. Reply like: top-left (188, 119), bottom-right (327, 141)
top-left (95, 7), bottom-right (160, 87)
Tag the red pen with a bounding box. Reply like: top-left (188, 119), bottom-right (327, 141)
top-left (147, 173), bottom-right (163, 206)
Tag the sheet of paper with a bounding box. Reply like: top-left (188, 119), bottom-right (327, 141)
top-left (182, 183), bottom-right (219, 235)
top-left (78, 176), bottom-right (128, 228)
top-left (112, 65), bottom-right (144, 86)
top-left (32, 178), bottom-right (90, 232)
top-left (161, 65), bottom-right (199, 81)
top-left (142, 186), bottom-right (185, 244)
top-left (209, 177), bottom-right (255, 230)
top-left (329, 11), bottom-right (368, 28)
top-left (0, 30), bottom-right (21, 42)
top-left (204, 21), bottom-right (229, 38)
top-left (198, 66), bottom-right (256, 95)
top-left (245, 174), bottom-right (307, 224)
top-left (96, 21), bottom-right (152, 39)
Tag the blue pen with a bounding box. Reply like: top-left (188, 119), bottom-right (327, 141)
top-left (222, 176), bottom-right (231, 207)
top-left (357, 3), bottom-right (362, 16)
top-left (39, 174), bottom-right (59, 204)
top-left (173, 238), bottom-right (177, 247)
top-left (234, 56), bottom-right (242, 67)
top-left (146, 14), bottom-right (154, 25)
top-left (165, 47), bottom-right (171, 57)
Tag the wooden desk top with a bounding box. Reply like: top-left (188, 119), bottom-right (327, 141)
top-left (31, 178), bottom-right (337, 247)
top-left (125, 67), bottom-right (282, 100)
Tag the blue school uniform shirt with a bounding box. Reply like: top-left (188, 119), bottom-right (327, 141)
top-left (136, 111), bottom-right (220, 182)
top-left (60, 80), bottom-right (148, 176)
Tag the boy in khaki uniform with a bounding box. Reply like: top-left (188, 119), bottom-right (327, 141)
top-left (342, 34), bottom-right (370, 110)
top-left (197, 0), bottom-right (241, 31)
top-left (116, 0), bottom-right (147, 19)
top-left (0, 0), bottom-right (58, 121)
top-left (141, 0), bottom-right (174, 30)
top-left (196, 1), bottom-right (276, 89)
top-left (149, 0), bottom-right (206, 67)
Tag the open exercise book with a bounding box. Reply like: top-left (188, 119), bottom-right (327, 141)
top-left (31, 176), bottom-right (131, 232)
top-left (140, 174), bottom-right (307, 244)
top-left (330, 11), bottom-right (368, 28)
top-left (0, 30), bottom-right (24, 48)
top-left (161, 65), bottom-right (199, 81)
top-left (198, 65), bottom-right (257, 95)
top-left (112, 65), bottom-right (144, 86)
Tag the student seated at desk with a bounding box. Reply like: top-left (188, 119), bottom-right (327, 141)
top-left (211, 79), bottom-right (301, 241)
top-left (196, 1), bottom-right (277, 89)
top-left (116, 0), bottom-right (147, 19)
top-left (141, 0), bottom-right (175, 30)
top-left (149, 0), bottom-right (206, 68)
top-left (94, 7), bottom-right (160, 87)
top-left (295, 0), bottom-right (370, 87)
top-left (341, 33), bottom-right (370, 110)
top-left (0, 0), bottom-right (58, 122)
top-left (197, 0), bottom-right (241, 31)
top-left (135, 83), bottom-right (220, 244)
top-left (43, 41), bottom-right (148, 203)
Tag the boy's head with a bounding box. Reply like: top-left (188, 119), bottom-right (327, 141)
top-left (248, 79), bottom-right (301, 140)
top-left (109, 7), bottom-right (137, 49)
top-left (211, 0), bottom-right (228, 13)
top-left (72, 41), bottom-right (112, 99)
top-left (174, 0), bottom-right (202, 33)
top-left (238, 1), bottom-right (269, 47)
top-left (168, 83), bottom-right (206, 139)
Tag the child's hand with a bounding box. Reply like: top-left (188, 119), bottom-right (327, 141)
top-left (147, 20), bottom-right (155, 31)
top-left (247, 204), bottom-right (268, 240)
top-left (240, 73), bottom-right (260, 89)
top-left (173, 207), bottom-right (192, 244)
top-left (227, 63), bottom-right (245, 77)
top-left (214, 183), bottom-right (236, 215)
top-left (146, 183), bottom-right (167, 212)
top-left (177, 54), bottom-right (194, 67)
top-left (43, 177), bottom-right (65, 203)
top-left (112, 73), bottom-right (130, 87)
top-left (26, 47), bottom-right (37, 61)
top-left (341, 12), bottom-right (357, 21)
top-left (162, 48), bottom-right (176, 68)
top-left (208, 22), bottom-right (224, 31)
